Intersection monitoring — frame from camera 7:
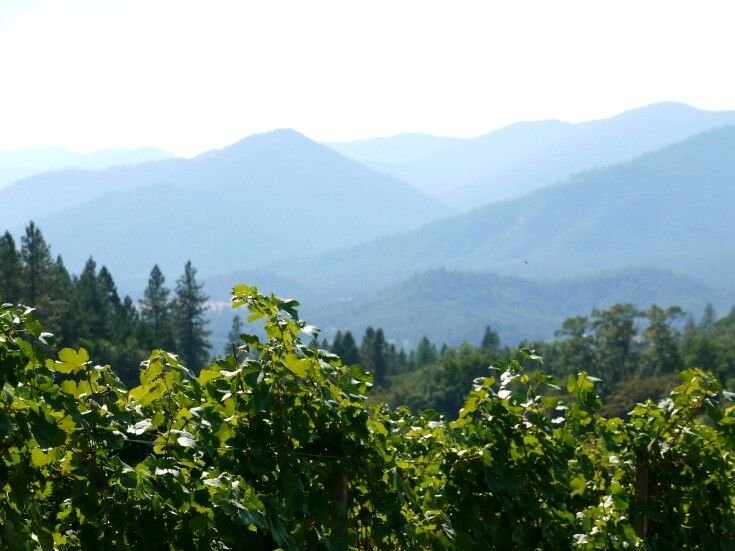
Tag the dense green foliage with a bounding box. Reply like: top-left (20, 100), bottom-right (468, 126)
top-left (0, 223), bottom-right (211, 384)
top-left (371, 301), bottom-right (735, 419)
top-left (1, 284), bottom-right (734, 549)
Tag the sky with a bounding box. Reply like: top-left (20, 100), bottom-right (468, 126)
top-left (1, 0), bottom-right (735, 157)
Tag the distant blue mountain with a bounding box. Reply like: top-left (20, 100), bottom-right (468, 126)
top-left (328, 133), bottom-right (462, 166)
top-left (1, 129), bottom-right (449, 293)
top-left (282, 125), bottom-right (735, 295)
top-left (0, 146), bottom-right (172, 189)
top-left (331, 103), bottom-right (735, 207)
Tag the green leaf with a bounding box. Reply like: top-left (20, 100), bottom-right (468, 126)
top-left (28, 410), bottom-right (66, 448)
top-left (46, 347), bottom-right (89, 374)
top-left (30, 447), bottom-right (54, 467)
top-left (177, 435), bottom-right (196, 448)
top-left (570, 474), bottom-right (586, 496)
top-left (127, 419), bottom-right (153, 436)
top-left (284, 356), bottom-right (309, 377)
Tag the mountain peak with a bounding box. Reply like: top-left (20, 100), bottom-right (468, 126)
top-left (192, 128), bottom-right (322, 166)
top-left (228, 128), bottom-right (312, 149)
top-left (610, 101), bottom-right (705, 121)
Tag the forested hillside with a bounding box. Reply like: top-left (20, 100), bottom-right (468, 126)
top-left (288, 125), bottom-right (735, 294)
top-left (308, 267), bottom-right (722, 346)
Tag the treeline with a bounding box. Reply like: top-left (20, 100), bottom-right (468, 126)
top-left (330, 303), bottom-right (735, 418)
top-left (309, 325), bottom-right (498, 386)
top-left (0, 223), bottom-right (211, 384)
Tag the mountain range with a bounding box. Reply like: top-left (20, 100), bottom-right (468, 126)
top-left (330, 102), bottom-right (735, 207)
top-left (0, 129), bottom-right (448, 291)
top-left (0, 146), bottom-right (172, 189)
top-left (2, 102), bottom-right (733, 348)
top-left (285, 124), bottom-right (735, 296)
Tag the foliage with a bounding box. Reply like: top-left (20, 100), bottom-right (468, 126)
top-left (2, 285), bottom-right (733, 549)
top-left (373, 344), bottom-right (500, 417)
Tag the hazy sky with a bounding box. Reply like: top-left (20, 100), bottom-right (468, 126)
top-left (1, 0), bottom-right (734, 156)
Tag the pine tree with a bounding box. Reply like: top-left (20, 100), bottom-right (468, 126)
top-left (681, 318), bottom-right (719, 379)
top-left (119, 295), bottom-right (140, 340)
top-left (683, 315), bottom-right (697, 337)
top-left (97, 266), bottom-right (125, 340)
top-left (415, 336), bottom-right (438, 368)
top-left (372, 329), bottom-right (388, 386)
top-left (591, 304), bottom-right (642, 387)
top-left (0, 232), bottom-right (21, 303)
top-left (98, 266), bottom-right (121, 309)
top-left (225, 314), bottom-right (244, 355)
top-left (360, 327), bottom-right (376, 374)
top-left (114, 294), bottom-right (147, 387)
top-left (699, 303), bottom-right (717, 333)
top-left (331, 330), bottom-right (344, 357)
top-left (554, 316), bottom-right (595, 377)
top-left (385, 342), bottom-right (399, 376)
top-left (45, 255), bottom-right (73, 340)
top-left (640, 305), bottom-right (684, 376)
top-left (101, 266), bottom-right (139, 341)
top-left (74, 257), bottom-right (110, 341)
top-left (140, 265), bottom-right (176, 351)
top-left (340, 331), bottom-right (360, 365)
top-left (20, 222), bottom-right (53, 306)
top-left (173, 261), bottom-right (211, 372)
top-left (332, 330), bottom-right (359, 365)
top-left (481, 325), bottom-right (500, 350)
top-left (397, 348), bottom-right (408, 371)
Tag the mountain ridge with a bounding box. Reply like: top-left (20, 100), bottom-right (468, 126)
top-left (2, 129), bottom-right (449, 294)
top-left (0, 146), bottom-right (173, 189)
top-left (329, 102), bottom-right (735, 206)
top-left (276, 124), bottom-right (735, 295)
